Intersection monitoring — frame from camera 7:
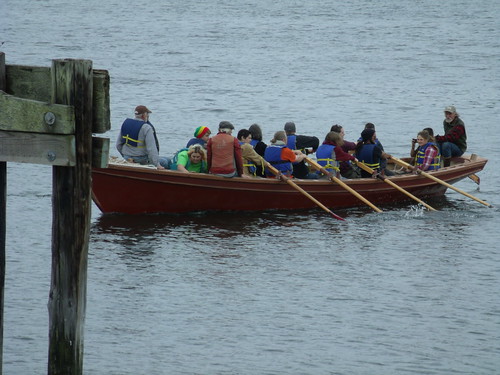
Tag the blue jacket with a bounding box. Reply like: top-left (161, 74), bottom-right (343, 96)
top-left (186, 138), bottom-right (206, 148)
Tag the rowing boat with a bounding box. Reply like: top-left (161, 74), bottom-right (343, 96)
top-left (91, 154), bottom-right (487, 214)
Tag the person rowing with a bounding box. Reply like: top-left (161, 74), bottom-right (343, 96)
top-left (284, 121), bottom-right (319, 179)
top-left (264, 131), bottom-right (306, 178)
top-left (315, 131), bottom-right (359, 179)
top-left (354, 128), bottom-right (392, 178)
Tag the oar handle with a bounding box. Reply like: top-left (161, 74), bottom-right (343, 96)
top-left (304, 157), bottom-right (383, 213)
top-left (354, 161), bottom-right (437, 211)
top-left (264, 161), bottom-right (345, 220)
top-left (391, 157), bottom-right (491, 208)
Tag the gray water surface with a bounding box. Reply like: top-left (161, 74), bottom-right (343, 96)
top-left (2, 0), bottom-right (500, 374)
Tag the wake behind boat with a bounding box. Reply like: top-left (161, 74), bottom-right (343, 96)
top-left (91, 154), bottom-right (488, 215)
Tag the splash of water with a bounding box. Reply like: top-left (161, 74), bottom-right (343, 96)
top-left (404, 204), bottom-right (426, 218)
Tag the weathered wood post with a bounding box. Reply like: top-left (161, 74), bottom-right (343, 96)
top-left (0, 51), bottom-right (7, 375)
top-left (0, 53), bottom-right (109, 374)
top-left (47, 59), bottom-right (93, 375)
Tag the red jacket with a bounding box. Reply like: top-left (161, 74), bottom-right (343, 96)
top-left (207, 132), bottom-right (243, 176)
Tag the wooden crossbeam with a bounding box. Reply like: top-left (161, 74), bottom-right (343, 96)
top-left (4, 64), bottom-right (110, 134)
top-left (0, 91), bottom-right (75, 134)
top-left (0, 130), bottom-right (76, 166)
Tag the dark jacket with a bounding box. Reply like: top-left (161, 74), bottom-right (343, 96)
top-left (436, 117), bottom-right (467, 153)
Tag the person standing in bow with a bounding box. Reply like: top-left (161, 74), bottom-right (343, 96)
top-left (116, 105), bottom-right (170, 170)
top-left (435, 105), bottom-right (467, 167)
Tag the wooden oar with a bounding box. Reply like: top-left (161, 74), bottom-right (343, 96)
top-left (354, 161), bottom-right (437, 211)
top-left (303, 157), bottom-right (383, 213)
top-left (264, 161), bottom-right (345, 221)
top-left (468, 173), bottom-right (480, 185)
top-left (391, 156), bottom-right (492, 208)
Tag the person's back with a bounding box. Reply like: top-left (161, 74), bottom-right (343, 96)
top-left (316, 131), bottom-right (359, 178)
top-left (116, 105), bottom-right (169, 170)
top-left (330, 124), bottom-right (360, 178)
top-left (264, 130), bottom-right (305, 177)
top-left (248, 123), bottom-right (267, 154)
top-left (284, 121), bottom-right (319, 179)
top-left (207, 121), bottom-right (243, 177)
top-left (355, 128), bottom-right (389, 178)
top-left (316, 143), bottom-right (339, 176)
top-left (359, 122), bottom-right (394, 176)
top-left (248, 123), bottom-right (267, 176)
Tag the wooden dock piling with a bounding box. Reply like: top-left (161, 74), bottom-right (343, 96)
top-left (0, 52), bottom-right (110, 375)
top-left (0, 51), bottom-right (7, 375)
top-left (47, 59), bottom-right (93, 375)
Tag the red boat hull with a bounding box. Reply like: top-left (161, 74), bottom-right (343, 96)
top-left (91, 155), bottom-right (488, 214)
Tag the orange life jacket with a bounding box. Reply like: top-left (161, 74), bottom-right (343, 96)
top-left (209, 133), bottom-right (236, 174)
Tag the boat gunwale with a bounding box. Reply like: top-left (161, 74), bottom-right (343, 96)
top-left (91, 154), bottom-right (487, 214)
top-left (93, 154), bottom-right (487, 192)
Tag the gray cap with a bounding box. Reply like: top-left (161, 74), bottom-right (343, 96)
top-left (284, 122), bottom-right (296, 132)
top-left (218, 121), bottom-right (234, 130)
top-left (444, 105), bottom-right (456, 113)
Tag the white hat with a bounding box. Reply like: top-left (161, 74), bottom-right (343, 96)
top-left (444, 105), bottom-right (456, 113)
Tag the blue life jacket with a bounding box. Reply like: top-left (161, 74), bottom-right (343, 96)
top-left (239, 141), bottom-right (257, 175)
top-left (357, 136), bottom-right (383, 150)
top-left (120, 119), bottom-right (145, 147)
top-left (316, 144), bottom-right (340, 174)
top-left (120, 119), bottom-right (160, 151)
top-left (250, 139), bottom-right (259, 148)
top-left (286, 135), bottom-right (297, 150)
top-left (415, 142), bottom-right (441, 170)
top-left (355, 143), bottom-right (380, 170)
top-left (186, 138), bottom-right (206, 148)
top-left (264, 144), bottom-right (293, 177)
